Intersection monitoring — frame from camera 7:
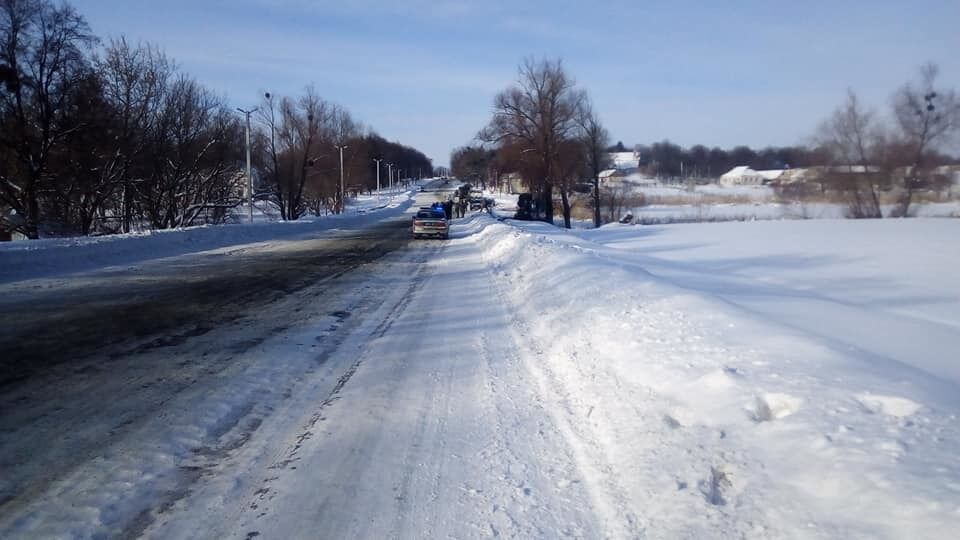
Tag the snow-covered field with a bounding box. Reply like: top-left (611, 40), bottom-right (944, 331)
top-left (485, 183), bottom-right (960, 226)
top-left (478, 216), bottom-right (960, 537)
top-left (2, 192), bottom-right (958, 538)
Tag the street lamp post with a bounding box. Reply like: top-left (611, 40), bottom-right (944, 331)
top-left (386, 163), bottom-right (394, 197)
top-left (372, 158), bottom-right (383, 203)
top-left (336, 144), bottom-right (348, 214)
top-left (236, 106), bottom-right (258, 224)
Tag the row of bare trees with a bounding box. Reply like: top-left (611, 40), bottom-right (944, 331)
top-left (255, 89), bottom-right (430, 220)
top-left (0, 0), bottom-right (248, 238)
top-left (0, 0), bottom-right (432, 239)
top-left (457, 58), bottom-right (610, 229)
top-left (617, 141), bottom-right (828, 180)
top-left (814, 63), bottom-right (959, 218)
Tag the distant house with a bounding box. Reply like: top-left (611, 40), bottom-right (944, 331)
top-left (608, 151), bottom-right (640, 170)
top-left (774, 167), bottom-right (821, 185)
top-left (502, 172), bottom-right (525, 193)
top-left (933, 165), bottom-right (960, 186)
top-left (719, 166), bottom-right (764, 186)
top-left (774, 165), bottom-right (885, 191)
top-left (599, 169), bottom-right (628, 184)
top-left (757, 169), bottom-right (785, 183)
top-left (719, 166), bottom-right (789, 186)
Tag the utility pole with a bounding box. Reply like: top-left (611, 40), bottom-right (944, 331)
top-left (372, 158), bottom-right (383, 203)
top-left (236, 106), bottom-right (258, 223)
top-left (387, 163), bottom-right (393, 197)
top-left (336, 144), bottom-right (348, 214)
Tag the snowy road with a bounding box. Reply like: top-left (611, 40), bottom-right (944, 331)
top-left (2, 197), bottom-right (959, 538)
top-left (0, 192), bottom-right (616, 538)
top-left (0, 218), bottom-right (410, 385)
top-left (0, 209), bottom-right (421, 536)
top-left (150, 217), bottom-right (610, 539)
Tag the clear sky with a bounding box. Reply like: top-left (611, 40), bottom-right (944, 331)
top-left (71, 0), bottom-right (960, 166)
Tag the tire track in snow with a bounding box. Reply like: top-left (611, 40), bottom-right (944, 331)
top-left (230, 242), bottom-right (442, 527)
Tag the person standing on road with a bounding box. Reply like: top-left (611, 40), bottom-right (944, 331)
top-left (443, 199), bottom-right (453, 220)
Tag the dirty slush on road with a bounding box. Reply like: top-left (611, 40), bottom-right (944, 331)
top-left (0, 217), bottom-right (419, 530)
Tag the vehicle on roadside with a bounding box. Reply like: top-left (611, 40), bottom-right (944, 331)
top-left (412, 207), bottom-right (449, 239)
top-left (469, 190), bottom-right (484, 210)
top-left (514, 193), bottom-right (534, 220)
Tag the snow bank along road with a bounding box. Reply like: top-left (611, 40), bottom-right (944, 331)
top-left (2, 192), bottom-right (960, 538)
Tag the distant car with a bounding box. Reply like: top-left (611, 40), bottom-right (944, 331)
top-left (412, 208), bottom-right (449, 239)
top-left (469, 190), bottom-right (484, 210)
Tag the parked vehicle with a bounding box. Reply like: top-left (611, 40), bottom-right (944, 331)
top-left (514, 193), bottom-right (534, 220)
top-left (412, 207), bottom-right (449, 239)
top-left (469, 190), bottom-right (484, 210)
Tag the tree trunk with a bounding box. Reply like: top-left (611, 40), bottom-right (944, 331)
top-left (592, 176), bottom-right (601, 228)
top-left (25, 175), bottom-right (40, 239)
top-left (867, 182), bottom-right (881, 218)
top-left (560, 189), bottom-right (572, 229)
top-left (122, 179), bottom-right (132, 233)
top-left (542, 182), bottom-right (553, 224)
top-left (899, 184), bottom-right (914, 218)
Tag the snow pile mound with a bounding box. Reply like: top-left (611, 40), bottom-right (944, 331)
top-left (465, 215), bottom-right (960, 538)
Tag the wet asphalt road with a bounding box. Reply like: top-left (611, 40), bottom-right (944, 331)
top-left (0, 216), bottom-right (413, 388)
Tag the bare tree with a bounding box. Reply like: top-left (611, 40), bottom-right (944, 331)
top-left (577, 99), bottom-right (610, 227)
top-left (601, 181), bottom-right (631, 224)
top-left (44, 67), bottom-right (116, 235)
top-left (892, 63), bottom-right (960, 216)
top-left (450, 145), bottom-right (492, 185)
top-left (480, 58), bottom-right (584, 225)
top-left (97, 37), bottom-right (171, 232)
top-left (0, 2), bottom-right (431, 241)
top-left (0, 0), bottom-right (96, 238)
top-left (139, 75), bottom-right (241, 229)
top-left (257, 88), bottom-right (367, 219)
top-left (816, 90), bottom-right (884, 218)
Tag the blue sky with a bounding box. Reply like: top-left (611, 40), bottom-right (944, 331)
top-left (72, 0), bottom-right (960, 166)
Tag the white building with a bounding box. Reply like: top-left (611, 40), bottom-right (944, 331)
top-left (757, 169), bottom-right (785, 183)
top-left (608, 151), bottom-right (640, 170)
top-left (719, 166), bottom-right (787, 186)
top-left (719, 166), bottom-right (764, 186)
